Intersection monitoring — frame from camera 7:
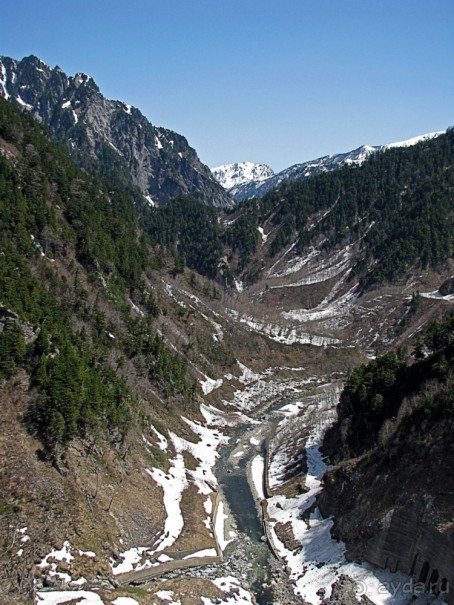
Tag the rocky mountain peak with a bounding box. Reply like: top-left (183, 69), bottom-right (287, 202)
top-left (211, 161), bottom-right (275, 189)
top-left (0, 54), bottom-right (232, 207)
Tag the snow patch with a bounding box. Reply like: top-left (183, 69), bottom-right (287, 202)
top-left (112, 598), bottom-right (140, 605)
top-left (257, 226), bottom-right (268, 243)
top-left (145, 194), bottom-right (156, 207)
top-left (250, 455), bottom-right (265, 499)
top-left (206, 576), bottom-right (255, 604)
top-left (146, 457), bottom-right (187, 551)
top-left (237, 361), bottom-right (261, 385)
top-left (107, 140), bottom-right (123, 156)
top-left (211, 162), bottom-right (274, 190)
top-left (0, 63), bottom-right (11, 99)
top-left (37, 541), bottom-right (74, 568)
top-left (214, 500), bottom-right (234, 551)
top-left (15, 95), bottom-right (33, 110)
top-left (383, 131), bottom-right (444, 149)
top-left (128, 298), bottom-right (145, 316)
top-left (36, 591), bottom-right (103, 605)
top-left (156, 590), bottom-right (177, 602)
top-left (420, 290), bottom-right (454, 302)
top-left (236, 314), bottom-right (341, 347)
top-left (234, 279), bottom-right (244, 293)
top-left (200, 403), bottom-right (254, 427)
top-left (183, 548), bottom-right (217, 558)
top-left (150, 425), bottom-right (169, 451)
top-left (200, 376), bottom-right (224, 395)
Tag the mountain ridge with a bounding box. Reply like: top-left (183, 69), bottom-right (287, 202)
top-left (0, 54), bottom-right (232, 207)
top-left (211, 161), bottom-right (274, 190)
top-left (214, 131), bottom-right (445, 202)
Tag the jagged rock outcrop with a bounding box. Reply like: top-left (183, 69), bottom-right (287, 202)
top-left (321, 575), bottom-right (374, 605)
top-left (0, 305), bottom-right (38, 344)
top-left (0, 54), bottom-right (232, 207)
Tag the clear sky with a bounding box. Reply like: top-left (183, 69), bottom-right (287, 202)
top-left (1, 0), bottom-right (453, 171)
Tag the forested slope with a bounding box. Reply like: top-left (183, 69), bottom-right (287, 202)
top-left (261, 128), bottom-right (453, 288)
top-left (0, 95), bottom-right (196, 455)
top-left (144, 130), bottom-right (453, 292)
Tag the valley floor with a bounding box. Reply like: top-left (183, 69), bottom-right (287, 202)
top-left (33, 368), bottom-right (449, 605)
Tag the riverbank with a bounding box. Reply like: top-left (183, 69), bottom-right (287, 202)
top-left (245, 381), bottom-right (449, 605)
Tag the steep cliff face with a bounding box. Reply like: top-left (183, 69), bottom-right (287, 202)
top-left (0, 55), bottom-right (232, 207)
top-left (319, 320), bottom-right (454, 603)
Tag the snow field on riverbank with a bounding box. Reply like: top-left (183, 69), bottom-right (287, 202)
top-left (36, 365), bottom-right (327, 604)
top-left (264, 385), bottom-right (446, 605)
top-left (111, 411), bottom-right (232, 575)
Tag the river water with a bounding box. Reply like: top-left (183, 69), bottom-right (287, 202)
top-left (216, 424), bottom-right (272, 604)
top-left (214, 396), bottom-right (304, 605)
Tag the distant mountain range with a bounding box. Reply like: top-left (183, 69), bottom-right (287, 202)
top-left (213, 132), bottom-right (445, 202)
top-left (0, 54), bottom-right (231, 207)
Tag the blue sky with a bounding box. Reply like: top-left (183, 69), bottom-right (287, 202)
top-left (1, 0), bottom-right (453, 171)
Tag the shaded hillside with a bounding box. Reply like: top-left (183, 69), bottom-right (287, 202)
top-left (0, 95), bottom-right (203, 453)
top-left (0, 54), bottom-right (231, 207)
top-left (145, 130), bottom-right (454, 287)
top-left (319, 314), bottom-right (454, 602)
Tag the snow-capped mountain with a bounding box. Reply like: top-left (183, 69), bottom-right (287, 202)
top-left (211, 162), bottom-right (274, 190)
top-left (381, 132), bottom-right (445, 150)
top-left (0, 54), bottom-right (232, 207)
top-left (219, 132), bottom-right (445, 202)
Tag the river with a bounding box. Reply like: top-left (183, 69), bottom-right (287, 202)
top-left (212, 394), bottom-right (309, 605)
top-left (153, 378), bottom-right (442, 605)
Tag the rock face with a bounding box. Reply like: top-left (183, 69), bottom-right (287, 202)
top-left (319, 346), bottom-right (454, 604)
top-left (320, 473), bottom-right (454, 603)
top-left (439, 276), bottom-right (454, 296)
top-left (321, 574), bottom-right (374, 605)
top-left (0, 305), bottom-right (38, 344)
top-left (364, 505), bottom-right (453, 600)
top-left (0, 55), bottom-right (232, 207)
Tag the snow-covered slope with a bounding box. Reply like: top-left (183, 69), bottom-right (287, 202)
top-left (222, 131), bottom-right (445, 202)
top-left (382, 131), bottom-right (444, 149)
top-left (211, 161), bottom-right (274, 190)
